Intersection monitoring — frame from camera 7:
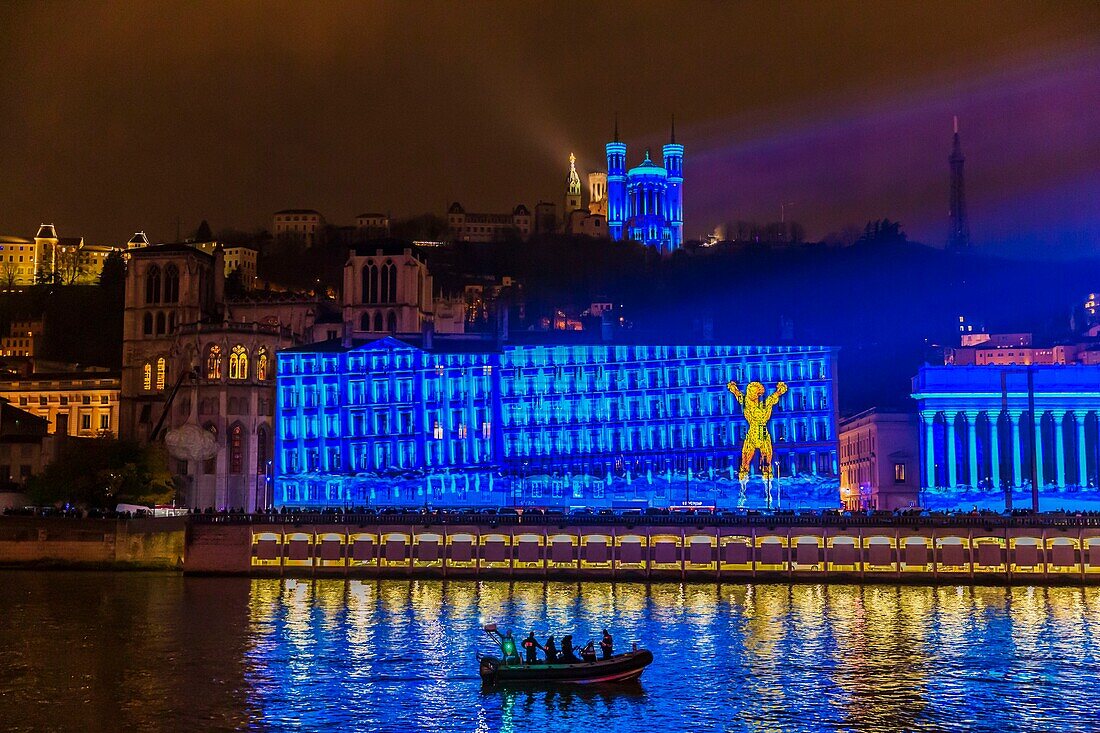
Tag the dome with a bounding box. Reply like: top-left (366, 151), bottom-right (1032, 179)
top-left (627, 151), bottom-right (668, 180)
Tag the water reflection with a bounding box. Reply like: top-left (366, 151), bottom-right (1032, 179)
top-left (2, 573), bottom-right (1100, 732)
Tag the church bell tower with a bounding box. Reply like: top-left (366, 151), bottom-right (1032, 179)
top-left (565, 152), bottom-right (583, 214)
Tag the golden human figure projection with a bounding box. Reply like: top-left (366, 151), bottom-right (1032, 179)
top-left (727, 380), bottom-right (787, 507)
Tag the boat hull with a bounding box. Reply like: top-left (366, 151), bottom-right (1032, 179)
top-left (479, 650), bottom-right (653, 686)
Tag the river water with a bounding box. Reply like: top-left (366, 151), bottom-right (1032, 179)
top-left (1, 572), bottom-right (1098, 732)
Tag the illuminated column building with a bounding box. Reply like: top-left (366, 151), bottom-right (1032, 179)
top-left (274, 336), bottom-right (838, 508)
top-left (912, 366), bottom-right (1100, 497)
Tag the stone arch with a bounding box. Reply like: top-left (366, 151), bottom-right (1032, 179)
top-left (381, 260), bottom-right (397, 303)
top-left (363, 261), bottom-right (378, 304)
top-left (228, 422), bottom-right (246, 475)
top-left (145, 264), bottom-right (161, 304)
top-left (206, 344), bottom-right (222, 380)
top-left (163, 264), bottom-right (179, 303)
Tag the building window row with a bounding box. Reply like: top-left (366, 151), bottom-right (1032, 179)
top-left (361, 260), bottom-right (398, 305)
top-left (144, 264), bottom-right (179, 305)
top-left (206, 344), bottom-right (270, 381)
top-left (142, 357), bottom-right (168, 391)
top-left (142, 310), bottom-right (178, 336)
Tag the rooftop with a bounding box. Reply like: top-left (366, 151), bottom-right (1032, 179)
top-left (128, 243), bottom-right (215, 260)
top-left (278, 332), bottom-right (835, 355)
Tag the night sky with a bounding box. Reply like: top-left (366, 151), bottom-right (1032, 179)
top-left (1, 1), bottom-right (1097, 256)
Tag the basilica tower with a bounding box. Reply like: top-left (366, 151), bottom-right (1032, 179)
top-left (947, 116), bottom-right (970, 251)
top-left (662, 117), bottom-right (684, 249)
top-left (606, 119), bottom-right (627, 241)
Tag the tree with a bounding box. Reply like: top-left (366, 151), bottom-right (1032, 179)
top-left (225, 267), bottom-right (246, 297)
top-left (55, 244), bottom-right (87, 285)
top-left (26, 438), bottom-right (177, 508)
top-left (98, 249), bottom-right (127, 291)
top-left (856, 219), bottom-right (907, 246)
top-left (193, 219), bottom-right (214, 242)
top-left (391, 214), bottom-right (449, 241)
top-left (1, 259), bottom-right (17, 288)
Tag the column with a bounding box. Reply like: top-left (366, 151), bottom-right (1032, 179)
top-left (1033, 410), bottom-right (1045, 488)
top-left (945, 413), bottom-right (958, 488)
top-left (966, 411), bottom-right (979, 488)
top-left (921, 411), bottom-right (936, 489)
top-left (1009, 411), bottom-right (1022, 488)
top-left (990, 412), bottom-right (1001, 489)
top-left (1078, 412), bottom-right (1090, 488)
top-left (1053, 410), bottom-right (1067, 489)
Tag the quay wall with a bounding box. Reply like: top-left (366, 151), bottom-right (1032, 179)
top-left (0, 517), bottom-right (186, 569)
top-left (185, 516), bottom-right (1100, 583)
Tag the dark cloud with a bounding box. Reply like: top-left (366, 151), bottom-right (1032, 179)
top-left (0, 1), bottom-right (1096, 254)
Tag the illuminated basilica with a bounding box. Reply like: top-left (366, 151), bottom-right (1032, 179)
top-left (606, 120), bottom-right (684, 253)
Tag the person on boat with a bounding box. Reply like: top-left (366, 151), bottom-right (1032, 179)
top-left (560, 635), bottom-right (579, 663)
top-left (600, 629), bottom-right (613, 660)
top-left (580, 640), bottom-right (597, 662)
top-left (522, 632), bottom-right (539, 664)
top-left (543, 635), bottom-right (558, 663)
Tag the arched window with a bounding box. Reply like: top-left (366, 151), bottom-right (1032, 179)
top-left (363, 263), bottom-right (378, 304)
top-left (256, 425), bottom-right (269, 476)
top-left (142, 362), bottom-right (152, 391)
top-left (229, 424), bottom-right (244, 474)
top-left (145, 265), bottom-right (161, 304)
top-left (229, 345), bottom-right (248, 380)
top-left (168, 312), bottom-right (177, 333)
top-left (206, 345), bottom-right (222, 380)
top-left (156, 357), bottom-right (166, 390)
top-left (373, 312), bottom-right (383, 332)
top-left (386, 310), bottom-right (397, 334)
top-left (155, 311), bottom-right (166, 335)
top-left (203, 424), bottom-right (217, 475)
top-left (360, 312), bottom-right (371, 331)
top-left (256, 347), bottom-right (269, 381)
top-left (142, 312), bottom-right (153, 335)
top-left (381, 260), bottom-right (397, 303)
top-left (163, 265), bottom-right (179, 303)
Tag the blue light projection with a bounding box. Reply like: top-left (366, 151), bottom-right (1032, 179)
top-left (273, 337), bottom-right (839, 508)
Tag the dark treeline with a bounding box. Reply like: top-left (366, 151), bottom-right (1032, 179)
top-left (4, 225), bottom-right (1096, 417)
top-left (416, 235), bottom-right (1099, 416)
top-left (0, 250), bottom-right (125, 370)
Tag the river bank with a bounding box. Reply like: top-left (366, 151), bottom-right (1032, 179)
top-left (4, 513), bottom-right (1100, 583)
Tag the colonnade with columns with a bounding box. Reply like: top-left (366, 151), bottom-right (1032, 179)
top-left (919, 408), bottom-right (1098, 489)
top-left (913, 365), bottom-right (1100, 492)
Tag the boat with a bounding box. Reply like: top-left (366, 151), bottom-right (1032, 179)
top-left (477, 624), bottom-right (653, 686)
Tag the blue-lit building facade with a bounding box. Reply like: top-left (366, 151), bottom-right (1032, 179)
top-left (606, 127), bottom-right (684, 253)
top-left (912, 366), bottom-right (1100, 504)
top-left (274, 336), bottom-right (838, 508)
